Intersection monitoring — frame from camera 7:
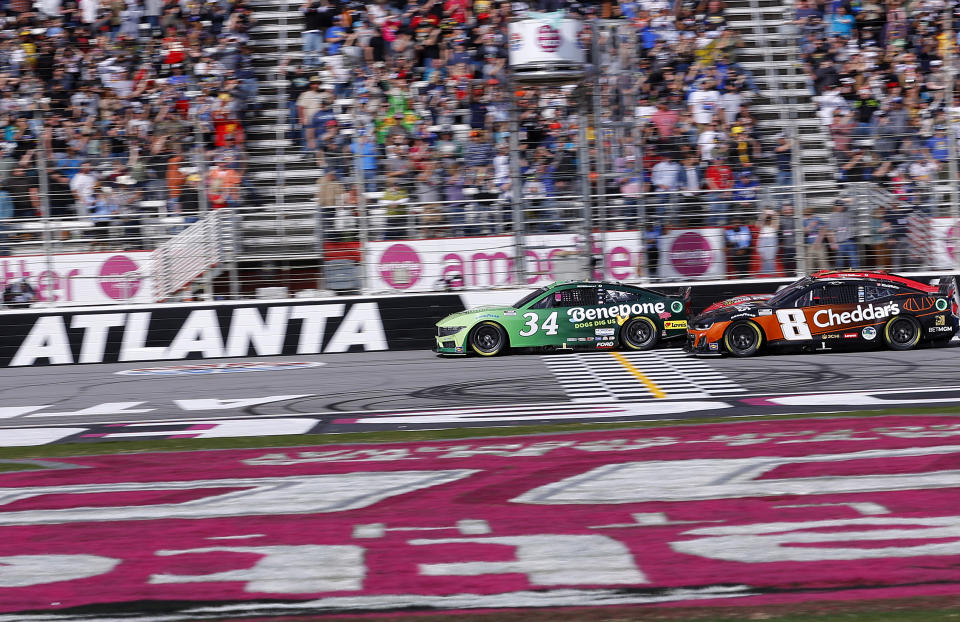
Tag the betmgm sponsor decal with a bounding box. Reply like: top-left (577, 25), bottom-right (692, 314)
top-left (4, 303), bottom-right (390, 367)
top-left (567, 302), bottom-right (667, 323)
top-left (813, 302), bottom-right (900, 329)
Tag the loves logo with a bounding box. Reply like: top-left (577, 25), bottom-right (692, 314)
top-left (2, 416), bottom-right (960, 615)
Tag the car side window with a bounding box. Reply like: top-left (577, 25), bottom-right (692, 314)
top-left (795, 287), bottom-right (819, 307)
top-left (796, 284), bottom-right (858, 307)
top-left (553, 287), bottom-right (599, 307)
top-left (603, 288), bottom-right (640, 304)
top-left (530, 294), bottom-right (554, 309)
top-left (862, 284), bottom-right (896, 302)
top-left (820, 284), bottom-right (859, 305)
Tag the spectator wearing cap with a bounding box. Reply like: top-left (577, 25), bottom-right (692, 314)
top-left (725, 214), bottom-right (752, 276)
top-left (732, 169), bottom-right (758, 203)
top-left (297, 77), bottom-right (325, 151)
top-left (826, 200), bottom-right (859, 268)
top-left (803, 207), bottom-right (828, 271)
top-left (926, 125), bottom-right (949, 165)
top-left (464, 129), bottom-right (493, 177)
top-left (351, 132), bottom-right (379, 193)
top-left (851, 88), bottom-right (879, 138)
top-left (325, 14), bottom-right (347, 56)
top-left (688, 78), bottom-right (720, 128)
top-left (872, 111), bottom-right (897, 158)
top-left (773, 134), bottom-right (794, 188)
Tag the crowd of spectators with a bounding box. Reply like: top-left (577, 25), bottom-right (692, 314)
top-left (0, 0), bottom-right (259, 250)
top-left (0, 0), bottom-right (950, 278)
top-left (805, 0), bottom-right (959, 268)
top-left (299, 0), bottom-right (805, 258)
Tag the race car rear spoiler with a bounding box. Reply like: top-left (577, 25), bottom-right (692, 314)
top-left (680, 286), bottom-right (692, 314)
top-left (936, 275), bottom-right (960, 316)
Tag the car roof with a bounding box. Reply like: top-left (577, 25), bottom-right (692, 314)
top-left (809, 270), bottom-right (937, 293)
top-left (547, 280), bottom-right (627, 288)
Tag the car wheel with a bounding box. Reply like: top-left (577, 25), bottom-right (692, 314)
top-left (723, 320), bottom-right (763, 357)
top-left (469, 321), bottom-right (507, 356)
top-left (621, 317), bottom-right (658, 351)
top-left (884, 315), bottom-right (921, 351)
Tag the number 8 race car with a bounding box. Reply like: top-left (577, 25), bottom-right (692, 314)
top-left (435, 280), bottom-right (690, 356)
top-left (686, 270), bottom-right (960, 357)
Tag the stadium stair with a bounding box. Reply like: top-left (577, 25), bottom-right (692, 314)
top-left (721, 0), bottom-right (839, 204)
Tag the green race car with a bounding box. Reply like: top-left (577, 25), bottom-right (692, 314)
top-left (435, 280), bottom-right (690, 356)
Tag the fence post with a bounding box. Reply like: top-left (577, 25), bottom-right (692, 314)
top-left (591, 22), bottom-right (606, 279)
top-left (352, 138), bottom-right (369, 293)
top-left (192, 114), bottom-right (214, 301)
top-left (945, 10), bottom-right (960, 272)
top-left (508, 82), bottom-right (526, 286)
top-left (792, 133), bottom-right (807, 276)
top-left (33, 109), bottom-right (55, 302)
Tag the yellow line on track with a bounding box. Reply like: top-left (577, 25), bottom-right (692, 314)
top-left (610, 352), bottom-right (667, 399)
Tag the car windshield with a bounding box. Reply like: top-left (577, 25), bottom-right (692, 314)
top-left (766, 277), bottom-right (811, 307)
top-left (513, 286), bottom-right (549, 308)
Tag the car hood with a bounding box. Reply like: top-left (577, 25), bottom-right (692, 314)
top-left (701, 293), bottom-right (774, 314)
top-left (692, 299), bottom-right (774, 325)
top-left (436, 305), bottom-right (516, 326)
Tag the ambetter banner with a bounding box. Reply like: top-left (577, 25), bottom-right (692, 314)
top-left (0, 252), bottom-right (153, 307)
top-left (657, 228), bottom-right (727, 280)
top-left (368, 231), bottom-right (646, 292)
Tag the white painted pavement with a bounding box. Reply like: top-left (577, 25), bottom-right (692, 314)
top-left (543, 351), bottom-right (747, 402)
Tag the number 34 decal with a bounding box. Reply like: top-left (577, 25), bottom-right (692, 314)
top-left (519, 312), bottom-right (559, 337)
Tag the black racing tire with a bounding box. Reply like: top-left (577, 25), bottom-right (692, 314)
top-left (884, 315), bottom-right (921, 351)
top-left (723, 320), bottom-right (763, 357)
top-left (469, 321), bottom-right (507, 356)
top-left (620, 317), bottom-right (658, 351)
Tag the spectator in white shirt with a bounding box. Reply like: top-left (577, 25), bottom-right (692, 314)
top-left (651, 154), bottom-right (681, 222)
top-left (719, 82), bottom-right (742, 124)
top-left (69, 161), bottom-right (97, 219)
top-left (688, 78), bottom-right (721, 127)
top-left (697, 122), bottom-right (724, 162)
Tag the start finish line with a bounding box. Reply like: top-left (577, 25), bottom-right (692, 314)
top-left (0, 415), bottom-right (960, 618)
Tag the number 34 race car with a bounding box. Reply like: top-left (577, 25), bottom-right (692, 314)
top-left (687, 270), bottom-right (960, 357)
top-left (435, 281), bottom-right (690, 356)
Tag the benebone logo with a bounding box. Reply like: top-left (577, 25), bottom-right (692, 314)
top-left (813, 302), bottom-right (900, 328)
top-left (567, 302), bottom-right (666, 323)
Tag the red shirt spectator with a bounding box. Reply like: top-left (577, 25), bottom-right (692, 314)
top-left (705, 159), bottom-right (734, 191)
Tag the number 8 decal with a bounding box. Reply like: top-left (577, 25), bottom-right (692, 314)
top-left (775, 308), bottom-right (812, 340)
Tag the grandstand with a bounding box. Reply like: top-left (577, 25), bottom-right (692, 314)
top-left (0, 0), bottom-right (957, 304)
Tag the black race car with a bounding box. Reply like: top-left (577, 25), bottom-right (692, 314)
top-left (687, 271), bottom-right (960, 357)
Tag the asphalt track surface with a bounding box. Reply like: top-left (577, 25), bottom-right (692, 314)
top-left (2, 341), bottom-right (960, 433)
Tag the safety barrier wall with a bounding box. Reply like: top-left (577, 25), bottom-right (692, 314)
top-left (1, 275), bottom-right (948, 367)
top-left (0, 293), bottom-right (467, 368)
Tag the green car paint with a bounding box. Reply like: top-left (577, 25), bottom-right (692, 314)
top-left (435, 281), bottom-right (690, 356)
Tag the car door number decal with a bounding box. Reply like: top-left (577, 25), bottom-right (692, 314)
top-left (775, 309), bottom-right (812, 340)
top-left (519, 312), bottom-right (559, 337)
